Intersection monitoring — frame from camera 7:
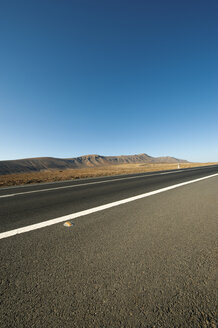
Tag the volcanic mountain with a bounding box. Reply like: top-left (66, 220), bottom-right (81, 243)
top-left (0, 153), bottom-right (188, 175)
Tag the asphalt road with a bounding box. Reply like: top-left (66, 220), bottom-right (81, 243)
top-left (0, 165), bottom-right (218, 327)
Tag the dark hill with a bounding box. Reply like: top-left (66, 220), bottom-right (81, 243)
top-left (0, 153), bottom-right (188, 175)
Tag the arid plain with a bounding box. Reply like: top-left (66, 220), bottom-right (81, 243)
top-left (0, 162), bottom-right (217, 188)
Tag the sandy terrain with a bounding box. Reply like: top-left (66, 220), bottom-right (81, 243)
top-left (0, 162), bottom-right (216, 188)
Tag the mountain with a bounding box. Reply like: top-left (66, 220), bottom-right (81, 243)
top-left (0, 153), bottom-right (188, 175)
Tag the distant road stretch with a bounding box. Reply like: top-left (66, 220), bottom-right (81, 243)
top-left (0, 165), bottom-right (218, 327)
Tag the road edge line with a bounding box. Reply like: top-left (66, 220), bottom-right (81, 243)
top-left (0, 173), bottom-right (217, 240)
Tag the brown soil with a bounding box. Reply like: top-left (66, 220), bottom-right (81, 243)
top-left (0, 162), bottom-right (216, 188)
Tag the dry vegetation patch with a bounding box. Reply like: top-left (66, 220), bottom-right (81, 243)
top-left (0, 162), bottom-right (216, 188)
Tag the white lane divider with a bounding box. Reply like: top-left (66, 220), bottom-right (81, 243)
top-left (0, 173), bottom-right (217, 240)
top-left (0, 169), bottom-right (189, 199)
top-left (160, 170), bottom-right (185, 174)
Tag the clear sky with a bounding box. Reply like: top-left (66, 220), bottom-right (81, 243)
top-left (0, 0), bottom-right (217, 162)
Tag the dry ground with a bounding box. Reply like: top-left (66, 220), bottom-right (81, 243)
top-left (0, 162), bottom-right (217, 188)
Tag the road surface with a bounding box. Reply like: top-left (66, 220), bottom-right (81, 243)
top-left (0, 165), bottom-right (217, 327)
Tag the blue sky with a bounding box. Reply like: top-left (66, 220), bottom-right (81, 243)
top-left (0, 0), bottom-right (217, 162)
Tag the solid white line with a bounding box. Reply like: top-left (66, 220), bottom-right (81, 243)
top-left (0, 168), bottom-right (204, 199)
top-left (160, 170), bottom-right (185, 174)
top-left (0, 173), bottom-right (217, 240)
top-left (0, 194), bottom-right (14, 198)
top-left (0, 173), bottom-right (157, 198)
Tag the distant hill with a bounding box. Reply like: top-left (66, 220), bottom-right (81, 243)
top-left (0, 153), bottom-right (188, 175)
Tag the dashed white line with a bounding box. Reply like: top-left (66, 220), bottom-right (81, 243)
top-left (0, 173), bottom-right (217, 240)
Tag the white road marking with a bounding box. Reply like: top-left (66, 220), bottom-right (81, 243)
top-left (160, 170), bottom-right (185, 174)
top-left (0, 167), bottom-right (207, 198)
top-left (0, 194), bottom-right (14, 198)
top-left (0, 173), bottom-right (158, 198)
top-left (0, 173), bottom-right (217, 240)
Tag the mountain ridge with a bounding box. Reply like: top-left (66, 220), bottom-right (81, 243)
top-left (0, 153), bottom-right (188, 175)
